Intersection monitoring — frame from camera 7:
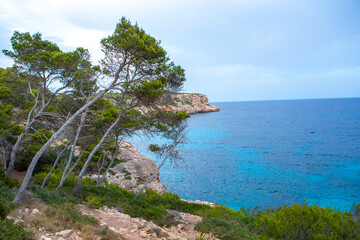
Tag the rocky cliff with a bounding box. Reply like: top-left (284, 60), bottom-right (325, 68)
top-left (103, 141), bottom-right (168, 194)
top-left (158, 93), bottom-right (220, 114)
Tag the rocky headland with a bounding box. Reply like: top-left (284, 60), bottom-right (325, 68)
top-left (157, 93), bottom-right (220, 114)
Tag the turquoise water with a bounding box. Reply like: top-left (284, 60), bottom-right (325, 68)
top-left (130, 98), bottom-right (360, 210)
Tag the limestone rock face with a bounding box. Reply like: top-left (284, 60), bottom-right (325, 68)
top-left (104, 141), bottom-right (168, 194)
top-left (161, 93), bottom-right (220, 114)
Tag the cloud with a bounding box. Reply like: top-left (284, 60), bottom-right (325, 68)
top-left (300, 67), bottom-right (360, 79)
top-left (193, 64), bottom-right (285, 84)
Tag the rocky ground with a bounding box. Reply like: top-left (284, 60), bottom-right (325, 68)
top-left (8, 204), bottom-right (217, 240)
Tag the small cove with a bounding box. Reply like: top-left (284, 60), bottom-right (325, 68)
top-left (130, 98), bottom-right (360, 210)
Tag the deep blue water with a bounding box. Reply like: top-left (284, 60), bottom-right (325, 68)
top-left (130, 98), bottom-right (360, 210)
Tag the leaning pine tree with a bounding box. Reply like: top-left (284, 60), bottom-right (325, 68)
top-left (7, 17), bottom-right (187, 203)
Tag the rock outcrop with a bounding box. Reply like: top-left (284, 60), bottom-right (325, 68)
top-left (104, 141), bottom-right (168, 194)
top-left (160, 93), bottom-right (220, 114)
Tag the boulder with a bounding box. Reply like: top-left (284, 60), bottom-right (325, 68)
top-left (95, 141), bottom-right (168, 194)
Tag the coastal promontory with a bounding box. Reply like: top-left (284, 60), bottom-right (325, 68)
top-left (157, 93), bottom-right (220, 114)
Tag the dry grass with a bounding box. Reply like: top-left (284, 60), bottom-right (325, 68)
top-left (16, 202), bottom-right (125, 240)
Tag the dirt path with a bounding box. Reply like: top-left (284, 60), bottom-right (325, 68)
top-left (77, 205), bottom-right (216, 240)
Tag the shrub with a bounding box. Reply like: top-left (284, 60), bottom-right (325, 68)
top-left (86, 196), bottom-right (102, 209)
top-left (0, 163), bottom-right (19, 187)
top-left (29, 185), bottom-right (81, 205)
top-left (255, 203), bottom-right (360, 240)
top-left (0, 219), bottom-right (34, 240)
top-left (34, 170), bottom-right (96, 190)
top-left (140, 190), bottom-right (211, 214)
top-left (0, 201), bottom-right (8, 220)
top-left (195, 218), bottom-right (255, 240)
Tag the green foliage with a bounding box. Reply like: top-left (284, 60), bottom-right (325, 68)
top-left (139, 190), bottom-right (211, 215)
top-left (183, 100), bottom-right (194, 106)
top-left (86, 196), bottom-right (102, 209)
top-left (30, 185), bottom-right (81, 205)
top-left (0, 101), bottom-right (22, 146)
top-left (3, 31), bottom-right (94, 89)
top-left (195, 218), bottom-right (255, 240)
top-left (0, 201), bottom-right (8, 220)
top-left (15, 170), bottom-right (360, 240)
top-left (149, 144), bottom-right (161, 152)
top-left (352, 202), bottom-right (360, 224)
top-left (0, 164), bottom-right (19, 188)
top-left (16, 128), bottom-right (54, 172)
top-left (110, 158), bottom-right (126, 168)
top-left (121, 168), bottom-right (131, 180)
top-left (255, 203), bottom-right (360, 240)
top-left (101, 17), bottom-right (166, 67)
top-left (0, 219), bottom-right (34, 240)
top-left (34, 169), bottom-right (96, 190)
top-left (0, 67), bottom-right (28, 108)
top-left (0, 181), bottom-right (15, 203)
top-left (131, 80), bottom-right (165, 104)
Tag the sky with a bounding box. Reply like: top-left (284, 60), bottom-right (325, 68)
top-left (0, 0), bottom-right (359, 102)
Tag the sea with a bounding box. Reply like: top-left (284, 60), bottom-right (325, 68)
top-left (130, 98), bottom-right (360, 210)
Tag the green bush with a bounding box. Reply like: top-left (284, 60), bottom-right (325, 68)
top-left (34, 170), bottom-right (96, 190)
top-left (0, 219), bottom-right (34, 240)
top-left (80, 186), bottom-right (176, 226)
top-left (29, 185), bottom-right (81, 205)
top-left (0, 164), bottom-right (19, 188)
top-left (195, 217), bottom-right (255, 240)
top-left (351, 202), bottom-right (360, 224)
top-left (86, 196), bottom-right (102, 209)
top-left (0, 201), bottom-right (8, 220)
top-left (140, 190), bottom-right (211, 215)
top-left (255, 203), bottom-right (360, 240)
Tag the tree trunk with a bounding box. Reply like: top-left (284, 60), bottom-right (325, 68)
top-left (96, 150), bottom-right (109, 186)
top-left (7, 124), bottom-right (31, 176)
top-left (7, 85), bottom-right (40, 177)
top-left (12, 62), bottom-right (129, 203)
top-left (134, 152), bottom-right (169, 200)
top-left (73, 111), bottom-right (124, 195)
top-left (11, 89), bottom-right (108, 204)
top-left (41, 145), bottom-right (68, 188)
top-left (134, 144), bottom-right (177, 200)
top-left (1, 141), bottom-right (7, 171)
top-left (57, 109), bottom-right (88, 190)
top-left (96, 137), bottom-right (121, 186)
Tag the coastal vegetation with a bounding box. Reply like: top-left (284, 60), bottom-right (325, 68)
top-left (0, 17), bottom-right (359, 239)
top-left (1, 16), bottom-right (189, 204)
top-left (1, 170), bottom-right (359, 239)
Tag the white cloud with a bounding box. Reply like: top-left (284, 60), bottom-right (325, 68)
top-left (300, 67), bottom-right (360, 79)
top-left (193, 64), bottom-right (285, 84)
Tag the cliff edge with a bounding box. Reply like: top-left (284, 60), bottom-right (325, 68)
top-left (103, 141), bottom-right (168, 194)
top-left (158, 93), bottom-right (220, 114)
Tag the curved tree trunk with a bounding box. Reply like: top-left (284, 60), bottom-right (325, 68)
top-left (57, 109), bottom-right (88, 190)
top-left (41, 145), bottom-right (68, 188)
top-left (134, 132), bottom-right (185, 200)
top-left (12, 89), bottom-right (108, 204)
top-left (134, 150), bottom-right (171, 200)
top-left (96, 137), bottom-right (121, 186)
top-left (73, 111), bottom-right (124, 195)
top-left (1, 141), bottom-right (7, 171)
